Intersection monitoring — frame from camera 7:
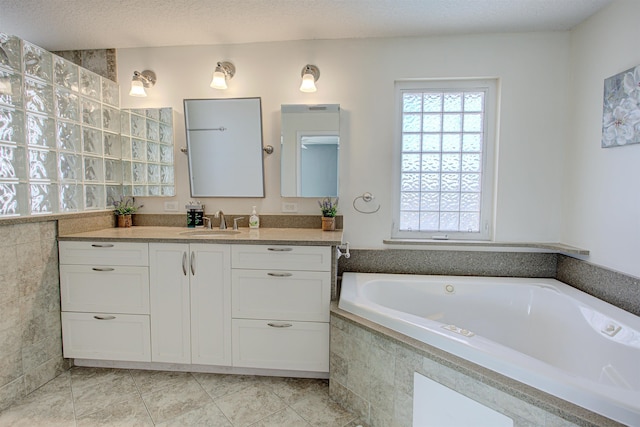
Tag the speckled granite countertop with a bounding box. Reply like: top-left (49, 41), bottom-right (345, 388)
top-left (383, 239), bottom-right (589, 255)
top-left (58, 226), bottom-right (343, 246)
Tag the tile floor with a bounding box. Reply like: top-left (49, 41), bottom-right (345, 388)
top-left (0, 367), bottom-right (364, 426)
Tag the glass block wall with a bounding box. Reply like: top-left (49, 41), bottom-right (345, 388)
top-left (0, 33), bottom-right (174, 217)
top-left (121, 108), bottom-right (175, 198)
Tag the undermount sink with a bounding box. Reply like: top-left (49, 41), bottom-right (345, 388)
top-left (180, 230), bottom-right (241, 237)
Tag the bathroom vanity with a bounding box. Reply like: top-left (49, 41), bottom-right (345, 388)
top-left (58, 226), bottom-right (342, 378)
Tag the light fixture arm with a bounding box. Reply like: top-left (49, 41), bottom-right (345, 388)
top-left (301, 64), bottom-right (320, 82)
top-left (134, 70), bottom-right (157, 88)
top-left (216, 61), bottom-right (236, 79)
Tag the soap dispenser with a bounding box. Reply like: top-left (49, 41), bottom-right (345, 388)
top-left (249, 206), bottom-right (260, 229)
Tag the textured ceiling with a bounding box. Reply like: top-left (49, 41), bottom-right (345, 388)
top-left (0, 0), bottom-right (613, 51)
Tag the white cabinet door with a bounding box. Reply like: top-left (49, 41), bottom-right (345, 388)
top-left (231, 245), bottom-right (331, 271)
top-left (60, 265), bottom-right (149, 314)
top-left (62, 312), bottom-right (151, 362)
top-left (232, 269), bottom-right (330, 322)
top-left (189, 244), bottom-right (232, 365)
top-left (232, 319), bottom-right (329, 372)
top-left (149, 243), bottom-right (191, 363)
top-left (59, 241), bottom-right (149, 266)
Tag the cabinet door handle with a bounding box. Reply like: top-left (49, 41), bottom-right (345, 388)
top-left (93, 315), bottom-right (116, 320)
top-left (267, 247), bottom-right (293, 252)
top-left (267, 322), bottom-right (293, 328)
top-left (190, 251), bottom-right (196, 276)
top-left (92, 267), bottom-right (115, 272)
top-left (267, 272), bottom-right (293, 277)
top-left (182, 252), bottom-right (187, 276)
top-left (91, 243), bottom-right (114, 248)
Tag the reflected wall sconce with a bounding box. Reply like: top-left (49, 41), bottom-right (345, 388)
top-left (210, 61), bottom-right (235, 89)
top-left (300, 64), bottom-right (320, 93)
top-left (0, 76), bottom-right (11, 95)
top-left (129, 70), bottom-right (156, 97)
top-left (0, 47), bottom-right (12, 95)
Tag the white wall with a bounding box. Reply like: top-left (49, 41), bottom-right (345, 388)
top-left (564, 0), bottom-right (640, 278)
top-left (117, 32), bottom-right (570, 249)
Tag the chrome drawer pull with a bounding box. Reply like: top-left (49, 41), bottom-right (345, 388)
top-left (267, 272), bottom-right (293, 277)
top-left (267, 247), bottom-right (293, 252)
top-left (92, 267), bottom-right (115, 272)
top-left (93, 315), bottom-right (116, 320)
top-left (267, 322), bottom-right (292, 328)
top-left (182, 252), bottom-right (187, 276)
top-left (91, 243), bottom-right (114, 248)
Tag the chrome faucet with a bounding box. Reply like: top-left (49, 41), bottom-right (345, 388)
top-left (215, 210), bottom-right (226, 229)
top-left (233, 217), bottom-right (244, 230)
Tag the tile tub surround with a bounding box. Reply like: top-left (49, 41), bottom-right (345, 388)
top-left (0, 220), bottom-right (70, 412)
top-left (329, 305), bottom-right (624, 427)
top-left (0, 366), bottom-right (364, 426)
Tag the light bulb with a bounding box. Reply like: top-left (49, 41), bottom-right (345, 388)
top-left (299, 72), bottom-right (317, 92)
top-left (210, 70), bottom-right (228, 89)
top-left (129, 79), bottom-right (147, 97)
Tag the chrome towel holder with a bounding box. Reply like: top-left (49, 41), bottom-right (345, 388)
top-left (353, 192), bottom-right (380, 214)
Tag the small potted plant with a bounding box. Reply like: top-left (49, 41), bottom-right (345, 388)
top-left (318, 197), bottom-right (338, 231)
top-left (113, 196), bottom-right (142, 228)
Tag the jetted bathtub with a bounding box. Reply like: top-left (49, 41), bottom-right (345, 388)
top-left (338, 272), bottom-right (640, 426)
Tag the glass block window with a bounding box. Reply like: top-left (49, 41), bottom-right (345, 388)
top-left (394, 79), bottom-right (497, 240)
top-left (0, 32), bottom-right (175, 218)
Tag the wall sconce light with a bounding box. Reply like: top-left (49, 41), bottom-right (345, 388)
top-left (300, 64), bottom-right (320, 93)
top-left (210, 61), bottom-right (235, 90)
top-left (129, 70), bottom-right (156, 97)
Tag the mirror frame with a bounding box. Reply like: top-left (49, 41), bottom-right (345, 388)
top-left (280, 104), bottom-right (340, 198)
top-left (184, 97), bottom-right (265, 198)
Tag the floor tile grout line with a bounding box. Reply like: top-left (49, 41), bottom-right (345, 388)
top-left (68, 370), bottom-right (79, 427)
top-left (127, 368), bottom-right (156, 426)
top-left (69, 367), bottom-right (142, 423)
top-left (187, 372), bottom-right (237, 427)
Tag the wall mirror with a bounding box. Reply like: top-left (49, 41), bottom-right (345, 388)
top-left (184, 97), bottom-right (265, 197)
top-left (281, 104), bottom-right (340, 197)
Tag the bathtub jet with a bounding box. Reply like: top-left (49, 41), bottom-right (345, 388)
top-left (338, 272), bottom-right (640, 426)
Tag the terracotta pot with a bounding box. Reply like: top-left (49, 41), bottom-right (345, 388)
top-left (321, 216), bottom-right (336, 231)
top-left (117, 214), bottom-right (132, 228)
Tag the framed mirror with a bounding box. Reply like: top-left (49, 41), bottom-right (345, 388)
top-left (280, 104), bottom-right (340, 197)
top-left (184, 97), bottom-right (265, 197)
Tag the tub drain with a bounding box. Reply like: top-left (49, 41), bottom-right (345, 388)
top-left (444, 284), bottom-right (455, 294)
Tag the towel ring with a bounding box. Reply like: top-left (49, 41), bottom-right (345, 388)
top-left (353, 192), bottom-right (380, 214)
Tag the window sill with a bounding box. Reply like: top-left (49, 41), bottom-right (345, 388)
top-left (383, 239), bottom-right (589, 256)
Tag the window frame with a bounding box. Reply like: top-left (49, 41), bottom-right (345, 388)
top-left (392, 78), bottom-right (498, 241)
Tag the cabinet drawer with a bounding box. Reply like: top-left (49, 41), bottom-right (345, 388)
top-left (232, 319), bottom-right (328, 372)
top-left (232, 269), bottom-right (330, 322)
top-left (59, 241), bottom-right (149, 266)
top-left (60, 265), bottom-right (149, 314)
top-left (231, 245), bottom-right (331, 271)
top-left (61, 312), bottom-right (151, 362)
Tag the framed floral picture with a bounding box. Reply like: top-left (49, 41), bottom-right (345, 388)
top-left (602, 65), bottom-right (640, 148)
